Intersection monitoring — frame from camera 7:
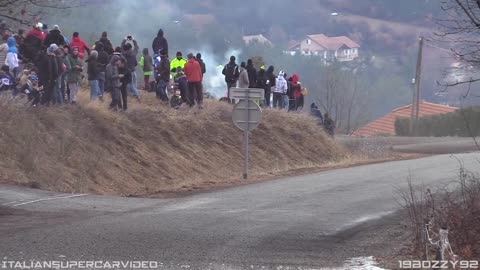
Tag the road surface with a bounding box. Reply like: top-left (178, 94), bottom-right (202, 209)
top-left (1, 153), bottom-right (478, 269)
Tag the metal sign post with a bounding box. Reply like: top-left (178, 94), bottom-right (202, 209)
top-left (231, 88), bottom-right (264, 179)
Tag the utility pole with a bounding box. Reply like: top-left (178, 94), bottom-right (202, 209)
top-left (410, 36), bottom-right (424, 135)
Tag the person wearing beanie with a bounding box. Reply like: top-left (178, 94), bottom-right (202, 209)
top-left (222, 55), bottom-right (240, 103)
top-left (246, 59), bottom-right (257, 88)
top-left (38, 43), bottom-right (59, 105)
top-left (69, 32), bottom-right (91, 60)
top-left (44, 24), bottom-right (66, 47)
top-left (87, 50), bottom-right (100, 101)
top-left (121, 35), bottom-right (140, 100)
top-left (67, 46), bottom-right (83, 104)
top-left (155, 48), bottom-right (170, 102)
top-left (140, 48), bottom-right (153, 91)
top-left (184, 52), bottom-right (203, 107)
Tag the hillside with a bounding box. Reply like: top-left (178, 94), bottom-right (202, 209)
top-left (0, 92), bottom-right (344, 196)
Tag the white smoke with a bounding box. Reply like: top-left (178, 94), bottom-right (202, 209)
top-left (185, 47), bottom-right (242, 98)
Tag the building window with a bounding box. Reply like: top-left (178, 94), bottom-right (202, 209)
top-left (352, 48), bottom-right (357, 54)
top-left (306, 39), bottom-right (311, 45)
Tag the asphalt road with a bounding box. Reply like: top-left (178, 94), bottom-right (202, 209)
top-left (1, 153), bottom-right (479, 269)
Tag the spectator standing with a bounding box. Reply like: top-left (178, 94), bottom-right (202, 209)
top-left (53, 45), bottom-right (66, 105)
top-left (196, 53), bottom-right (206, 75)
top-left (95, 42), bottom-right (109, 101)
top-left (246, 59), bottom-right (257, 88)
top-left (184, 53), bottom-right (203, 107)
top-left (87, 50), bottom-right (100, 101)
top-left (152, 29), bottom-right (168, 56)
top-left (323, 113), bottom-right (335, 137)
top-left (170, 51), bottom-right (187, 76)
top-left (5, 36), bottom-right (19, 79)
top-left (265, 65), bottom-right (276, 107)
top-left (43, 25), bottom-right (66, 47)
top-left (121, 36), bottom-right (140, 100)
top-left (140, 48), bottom-right (153, 91)
top-left (155, 49), bottom-right (170, 102)
top-left (23, 23), bottom-right (45, 62)
top-left (98, 31), bottom-right (114, 55)
top-left (272, 70), bottom-right (287, 109)
top-left (40, 44), bottom-right (59, 106)
top-left (106, 57), bottom-right (125, 111)
top-left (222, 56), bottom-right (239, 103)
top-left (67, 46), bottom-right (83, 104)
top-left (238, 62), bottom-right (249, 88)
top-left (69, 32), bottom-right (91, 60)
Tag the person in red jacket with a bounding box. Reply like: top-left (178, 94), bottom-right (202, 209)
top-left (183, 53), bottom-right (203, 107)
top-left (69, 32), bottom-right (91, 60)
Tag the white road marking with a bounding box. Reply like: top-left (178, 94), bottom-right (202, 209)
top-left (2, 200), bottom-right (23, 206)
top-left (12, 194), bottom-right (88, 207)
top-left (163, 198), bottom-right (217, 211)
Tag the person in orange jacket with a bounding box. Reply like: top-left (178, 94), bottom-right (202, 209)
top-left (184, 53), bottom-right (203, 107)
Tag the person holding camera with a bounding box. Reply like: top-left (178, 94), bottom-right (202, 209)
top-left (121, 35), bottom-right (140, 101)
top-left (67, 46), bottom-right (83, 104)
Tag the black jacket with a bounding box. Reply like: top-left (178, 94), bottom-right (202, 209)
top-left (266, 70), bottom-right (276, 88)
top-left (98, 37), bottom-right (114, 55)
top-left (36, 53), bottom-right (58, 87)
top-left (87, 57), bottom-right (99, 81)
top-left (44, 30), bottom-right (66, 47)
top-left (222, 61), bottom-right (239, 83)
top-left (152, 29), bottom-right (168, 55)
top-left (197, 58), bottom-right (206, 74)
top-left (246, 64), bottom-right (257, 88)
top-left (95, 43), bottom-right (109, 73)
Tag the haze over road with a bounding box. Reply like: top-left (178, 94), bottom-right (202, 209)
top-left (1, 153), bottom-right (478, 269)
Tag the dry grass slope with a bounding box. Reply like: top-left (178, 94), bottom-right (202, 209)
top-left (0, 91), bottom-right (344, 196)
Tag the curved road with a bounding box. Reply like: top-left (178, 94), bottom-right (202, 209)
top-left (1, 153), bottom-right (478, 269)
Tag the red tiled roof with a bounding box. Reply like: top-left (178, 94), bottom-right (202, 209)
top-left (352, 101), bottom-right (458, 137)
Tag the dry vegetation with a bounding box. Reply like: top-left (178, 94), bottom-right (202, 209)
top-left (0, 89), bottom-right (345, 196)
top-left (399, 165), bottom-right (480, 260)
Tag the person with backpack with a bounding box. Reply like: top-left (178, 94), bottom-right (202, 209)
top-left (140, 48), bottom-right (153, 91)
top-left (67, 46), bottom-right (83, 104)
top-left (43, 25), bottom-right (66, 47)
top-left (222, 55), bottom-right (239, 103)
top-left (272, 70), bottom-right (287, 109)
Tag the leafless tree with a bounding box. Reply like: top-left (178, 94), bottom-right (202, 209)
top-left (0, 0), bottom-right (85, 30)
top-left (436, 0), bottom-right (480, 86)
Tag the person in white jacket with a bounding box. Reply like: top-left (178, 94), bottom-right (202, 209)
top-left (5, 36), bottom-right (19, 79)
top-left (272, 70), bottom-right (287, 109)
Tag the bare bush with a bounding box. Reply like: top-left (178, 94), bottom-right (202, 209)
top-left (398, 163), bottom-right (480, 260)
